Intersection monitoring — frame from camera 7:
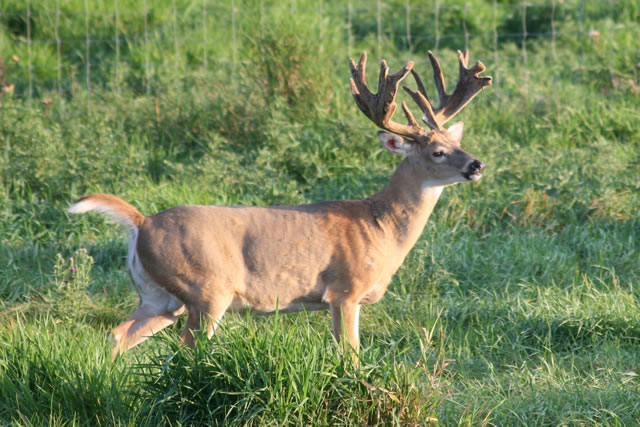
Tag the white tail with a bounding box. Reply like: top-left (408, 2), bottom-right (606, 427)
top-left (69, 194), bottom-right (144, 230)
top-left (70, 50), bottom-right (491, 360)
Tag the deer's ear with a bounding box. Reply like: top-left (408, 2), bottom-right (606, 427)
top-left (378, 132), bottom-right (417, 155)
top-left (446, 122), bottom-right (464, 143)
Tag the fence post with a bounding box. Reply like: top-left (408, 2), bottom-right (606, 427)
top-left (434, 0), bottom-right (440, 51)
top-left (521, 1), bottom-right (529, 106)
top-left (203, 0), bottom-right (208, 72)
top-left (347, 0), bottom-right (353, 59)
top-left (232, 0), bottom-right (237, 91)
top-left (55, 0), bottom-right (62, 95)
top-left (492, 0), bottom-right (499, 88)
top-left (406, 0), bottom-right (412, 52)
top-left (463, 0), bottom-right (469, 52)
top-left (27, 0), bottom-right (33, 103)
top-left (115, 0), bottom-right (120, 94)
top-left (377, 0), bottom-right (382, 60)
top-left (173, 0), bottom-right (179, 89)
top-left (85, 0), bottom-right (91, 113)
top-left (144, 0), bottom-right (150, 95)
top-left (551, 0), bottom-right (557, 60)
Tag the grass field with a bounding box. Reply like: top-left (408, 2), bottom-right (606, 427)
top-left (1, 0), bottom-right (639, 424)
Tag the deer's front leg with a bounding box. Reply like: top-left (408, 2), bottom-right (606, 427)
top-left (330, 302), bottom-right (361, 354)
top-left (180, 293), bottom-right (233, 347)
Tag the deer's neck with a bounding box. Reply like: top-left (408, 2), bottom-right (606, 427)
top-left (368, 157), bottom-right (444, 255)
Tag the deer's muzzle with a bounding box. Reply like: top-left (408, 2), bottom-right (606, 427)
top-left (463, 160), bottom-right (485, 181)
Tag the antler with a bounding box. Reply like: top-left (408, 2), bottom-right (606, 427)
top-left (403, 49), bottom-right (492, 131)
top-left (349, 52), bottom-right (432, 143)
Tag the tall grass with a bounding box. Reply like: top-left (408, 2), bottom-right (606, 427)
top-left (130, 316), bottom-right (451, 425)
top-left (1, 0), bottom-right (639, 424)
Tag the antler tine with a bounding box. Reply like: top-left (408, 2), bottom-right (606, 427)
top-left (458, 49), bottom-right (470, 67)
top-left (402, 82), bottom-right (440, 131)
top-left (377, 59), bottom-right (389, 100)
top-left (423, 49), bottom-right (492, 127)
top-left (350, 52), bottom-right (431, 143)
top-left (400, 101), bottom-right (420, 128)
top-left (349, 53), bottom-right (373, 117)
top-left (428, 50), bottom-right (449, 107)
top-left (409, 68), bottom-right (430, 102)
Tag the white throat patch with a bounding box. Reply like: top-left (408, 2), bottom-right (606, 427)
top-left (421, 182), bottom-right (445, 197)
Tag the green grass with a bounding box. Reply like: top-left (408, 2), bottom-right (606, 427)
top-left (1, 0), bottom-right (640, 424)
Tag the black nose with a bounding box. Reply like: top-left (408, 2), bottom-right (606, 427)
top-left (469, 160), bottom-right (485, 173)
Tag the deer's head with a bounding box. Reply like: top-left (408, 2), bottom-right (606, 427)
top-left (350, 50), bottom-right (491, 187)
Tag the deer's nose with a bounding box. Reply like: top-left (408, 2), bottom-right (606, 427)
top-left (469, 160), bottom-right (485, 173)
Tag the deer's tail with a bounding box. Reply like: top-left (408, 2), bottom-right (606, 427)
top-left (69, 193), bottom-right (145, 230)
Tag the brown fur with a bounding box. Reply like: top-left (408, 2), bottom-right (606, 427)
top-left (69, 50), bottom-right (490, 358)
top-left (70, 133), bottom-right (482, 358)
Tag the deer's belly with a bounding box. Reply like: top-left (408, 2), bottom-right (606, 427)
top-left (228, 293), bottom-right (329, 314)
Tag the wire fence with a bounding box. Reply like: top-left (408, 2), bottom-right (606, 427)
top-left (1, 0), bottom-right (638, 103)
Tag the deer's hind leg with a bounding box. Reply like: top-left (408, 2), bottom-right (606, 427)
top-left (109, 296), bottom-right (185, 359)
top-left (110, 246), bottom-right (186, 359)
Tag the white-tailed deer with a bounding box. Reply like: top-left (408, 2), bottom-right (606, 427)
top-left (69, 50), bottom-right (491, 359)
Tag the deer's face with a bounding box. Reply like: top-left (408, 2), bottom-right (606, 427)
top-left (379, 122), bottom-right (485, 187)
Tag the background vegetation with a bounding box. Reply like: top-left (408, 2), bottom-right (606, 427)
top-left (1, 0), bottom-right (639, 424)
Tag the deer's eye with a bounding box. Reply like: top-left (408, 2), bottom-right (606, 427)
top-left (432, 151), bottom-right (445, 158)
